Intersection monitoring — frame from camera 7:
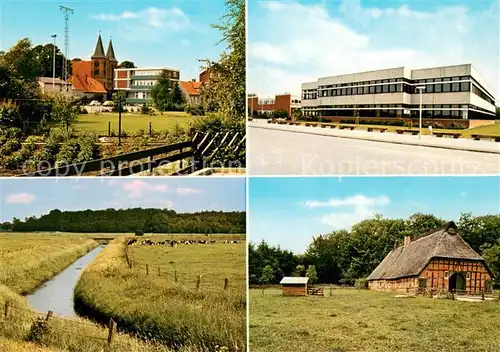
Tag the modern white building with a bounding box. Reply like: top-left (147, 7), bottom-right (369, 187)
top-left (114, 67), bottom-right (180, 105)
top-left (301, 64), bottom-right (496, 120)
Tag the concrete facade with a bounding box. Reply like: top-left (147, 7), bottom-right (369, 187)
top-left (302, 64), bottom-right (496, 120)
top-left (114, 67), bottom-right (180, 105)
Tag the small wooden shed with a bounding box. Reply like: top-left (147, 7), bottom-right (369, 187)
top-left (280, 277), bottom-right (309, 296)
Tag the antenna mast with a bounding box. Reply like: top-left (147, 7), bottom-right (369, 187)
top-left (59, 5), bottom-right (74, 90)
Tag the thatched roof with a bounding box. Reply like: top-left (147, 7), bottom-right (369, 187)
top-left (367, 222), bottom-right (492, 281)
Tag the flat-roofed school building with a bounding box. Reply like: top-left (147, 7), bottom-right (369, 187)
top-left (301, 64), bottom-right (496, 121)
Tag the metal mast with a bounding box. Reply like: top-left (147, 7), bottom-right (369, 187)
top-left (59, 5), bottom-right (74, 90)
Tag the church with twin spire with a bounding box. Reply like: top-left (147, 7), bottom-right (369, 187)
top-left (71, 33), bottom-right (118, 97)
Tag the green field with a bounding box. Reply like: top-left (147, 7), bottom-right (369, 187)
top-left (0, 234), bottom-right (180, 352)
top-left (250, 288), bottom-right (500, 352)
top-left (75, 112), bottom-right (196, 134)
top-left (74, 235), bottom-right (247, 351)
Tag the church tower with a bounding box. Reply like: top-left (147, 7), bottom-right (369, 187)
top-left (90, 34), bottom-right (108, 90)
top-left (105, 39), bottom-right (118, 92)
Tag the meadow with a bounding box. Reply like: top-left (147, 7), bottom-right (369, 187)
top-left (0, 233), bottom-right (185, 352)
top-left (74, 235), bottom-right (247, 351)
top-left (249, 288), bottom-right (500, 352)
top-left (0, 233), bottom-right (98, 294)
top-left (75, 112), bottom-right (196, 135)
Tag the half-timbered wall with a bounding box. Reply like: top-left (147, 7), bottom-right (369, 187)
top-left (419, 258), bottom-right (492, 294)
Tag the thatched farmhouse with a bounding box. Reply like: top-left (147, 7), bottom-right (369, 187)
top-left (367, 222), bottom-right (494, 295)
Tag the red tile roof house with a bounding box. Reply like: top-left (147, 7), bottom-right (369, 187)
top-left (367, 222), bottom-right (494, 296)
top-left (179, 80), bottom-right (202, 106)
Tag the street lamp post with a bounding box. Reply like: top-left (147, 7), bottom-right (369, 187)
top-left (50, 34), bottom-right (57, 93)
top-left (416, 86), bottom-right (425, 139)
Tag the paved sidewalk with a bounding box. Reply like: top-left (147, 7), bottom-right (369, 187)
top-left (248, 121), bottom-right (500, 155)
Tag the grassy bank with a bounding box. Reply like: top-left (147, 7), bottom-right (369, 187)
top-left (74, 236), bottom-right (246, 351)
top-left (75, 112), bottom-right (196, 134)
top-left (250, 288), bottom-right (500, 352)
top-left (0, 234), bottom-right (99, 294)
top-left (0, 234), bottom-right (177, 352)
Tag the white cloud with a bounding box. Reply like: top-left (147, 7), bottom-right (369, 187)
top-left (122, 180), bottom-right (168, 199)
top-left (303, 194), bottom-right (390, 230)
top-left (460, 192), bottom-right (467, 197)
top-left (91, 7), bottom-right (191, 31)
top-left (248, 0), bottom-right (499, 98)
top-left (176, 187), bottom-right (202, 195)
top-left (5, 193), bottom-right (36, 204)
top-left (304, 194), bottom-right (390, 208)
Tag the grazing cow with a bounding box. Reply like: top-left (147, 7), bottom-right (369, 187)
top-left (210, 240), bottom-right (216, 244)
top-left (127, 239), bottom-right (137, 246)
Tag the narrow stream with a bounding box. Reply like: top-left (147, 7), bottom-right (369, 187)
top-left (26, 245), bottom-right (105, 318)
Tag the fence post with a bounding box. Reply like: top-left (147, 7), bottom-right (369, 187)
top-left (149, 121), bottom-right (152, 136)
top-left (4, 301), bottom-right (9, 319)
top-left (196, 274), bottom-right (202, 291)
top-left (107, 318), bottom-right (117, 344)
top-left (175, 269), bottom-right (178, 283)
top-left (158, 266), bottom-right (161, 277)
top-left (146, 264), bottom-right (149, 276)
top-left (108, 121), bottom-right (111, 137)
top-left (224, 278), bottom-right (229, 291)
top-left (179, 148), bottom-right (183, 169)
top-left (330, 285), bottom-right (332, 297)
top-left (45, 310), bottom-right (53, 322)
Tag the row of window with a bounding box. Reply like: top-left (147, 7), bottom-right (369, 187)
top-left (317, 75), bottom-right (469, 90)
top-left (304, 81), bottom-right (473, 100)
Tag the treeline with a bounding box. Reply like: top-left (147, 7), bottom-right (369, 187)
top-left (8, 208), bottom-right (246, 233)
top-left (249, 213), bottom-right (500, 285)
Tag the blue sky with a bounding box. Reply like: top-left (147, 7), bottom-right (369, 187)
top-left (1, 0), bottom-right (227, 80)
top-left (249, 176), bottom-right (500, 253)
top-left (247, 0), bottom-right (499, 100)
top-left (0, 178), bottom-right (246, 222)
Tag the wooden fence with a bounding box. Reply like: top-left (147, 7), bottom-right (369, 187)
top-left (20, 131), bottom-right (245, 177)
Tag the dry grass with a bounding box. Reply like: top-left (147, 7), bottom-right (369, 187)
top-left (75, 235), bottom-right (247, 350)
top-left (0, 234), bottom-right (98, 294)
top-left (249, 288), bottom-right (500, 352)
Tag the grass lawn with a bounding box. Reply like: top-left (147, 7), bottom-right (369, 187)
top-left (74, 235), bottom-right (246, 351)
top-left (74, 111), bottom-right (197, 134)
top-left (298, 120), bottom-right (500, 137)
top-left (250, 288), bottom-right (500, 352)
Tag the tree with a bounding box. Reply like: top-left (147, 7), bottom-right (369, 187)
top-left (150, 72), bottom-right (172, 111)
top-left (293, 264), bottom-right (306, 277)
top-left (482, 239), bottom-right (500, 283)
top-left (112, 91), bottom-right (126, 112)
top-left (32, 43), bottom-right (71, 79)
top-left (260, 265), bottom-right (274, 285)
top-left (118, 61), bottom-right (136, 69)
top-left (199, 0), bottom-right (245, 119)
top-left (51, 95), bottom-right (78, 131)
top-left (0, 38), bottom-right (41, 81)
top-left (172, 82), bottom-right (184, 105)
top-left (306, 265), bottom-right (318, 284)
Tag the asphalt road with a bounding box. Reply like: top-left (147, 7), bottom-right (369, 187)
top-left (248, 127), bottom-right (500, 175)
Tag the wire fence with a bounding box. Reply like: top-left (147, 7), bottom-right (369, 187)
top-left (1, 300), bottom-right (116, 345)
